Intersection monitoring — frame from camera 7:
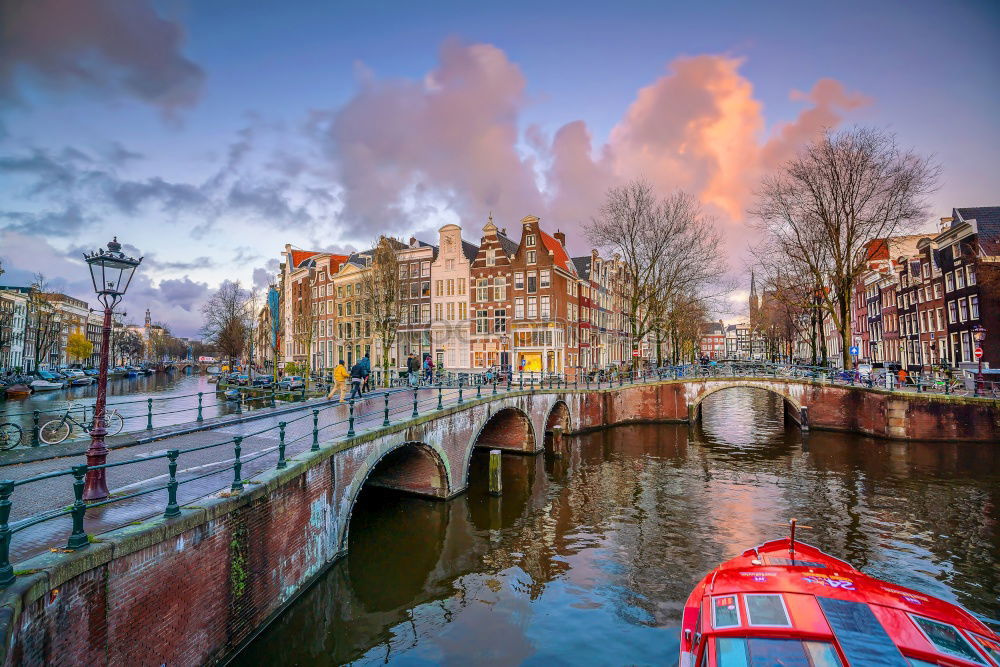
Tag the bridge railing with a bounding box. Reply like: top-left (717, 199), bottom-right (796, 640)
top-left (1, 367), bottom-right (997, 586)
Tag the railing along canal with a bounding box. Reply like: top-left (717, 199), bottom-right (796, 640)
top-left (0, 363), bottom-right (997, 588)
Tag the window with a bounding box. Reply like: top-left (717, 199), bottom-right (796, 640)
top-left (446, 279), bottom-right (455, 296)
top-left (527, 250), bottom-right (536, 264)
top-left (961, 331), bottom-right (971, 362)
top-left (527, 273), bottom-right (537, 293)
top-left (933, 283), bottom-right (942, 299)
top-left (434, 303), bottom-right (442, 321)
top-left (540, 295), bottom-right (550, 319)
top-left (410, 263), bottom-right (419, 278)
top-left (745, 594), bottom-right (791, 627)
top-left (952, 242), bottom-right (961, 260)
top-left (477, 279), bottom-right (488, 302)
top-left (946, 272), bottom-right (955, 292)
top-left (515, 297), bottom-right (524, 319)
top-left (458, 278), bottom-right (466, 295)
top-left (971, 634), bottom-right (1000, 664)
top-left (527, 297), bottom-right (537, 318)
top-left (447, 302), bottom-right (455, 321)
top-left (410, 282), bottom-right (419, 298)
top-left (399, 266), bottom-right (407, 279)
top-left (421, 281), bottom-right (430, 297)
top-left (458, 302), bottom-right (467, 320)
top-left (956, 270), bottom-right (966, 289)
top-left (909, 615), bottom-right (985, 664)
top-left (948, 301), bottom-right (957, 324)
top-left (715, 638), bottom-right (842, 667)
top-left (346, 284), bottom-right (353, 297)
top-left (967, 266), bottom-right (976, 285)
top-left (514, 272), bottom-right (524, 290)
top-left (410, 304), bottom-right (419, 323)
top-left (446, 259), bottom-right (454, 271)
top-left (970, 295), bottom-right (979, 319)
top-left (421, 261), bottom-right (430, 277)
top-left (476, 310), bottom-right (489, 334)
top-left (486, 249), bottom-right (496, 266)
top-left (540, 269), bottom-right (551, 288)
top-left (526, 234), bottom-right (535, 247)
top-left (494, 276), bottom-right (506, 301)
top-left (959, 299), bottom-right (968, 322)
top-left (435, 280), bottom-right (443, 296)
top-left (494, 309), bottom-right (507, 333)
top-left (345, 302), bottom-right (352, 316)
top-left (712, 596), bottom-right (740, 628)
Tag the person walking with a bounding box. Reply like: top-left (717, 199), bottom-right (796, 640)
top-left (359, 352), bottom-right (371, 394)
top-left (898, 368), bottom-right (908, 388)
top-left (349, 360), bottom-right (365, 401)
top-left (407, 354), bottom-right (420, 387)
top-left (423, 354), bottom-right (434, 384)
top-left (328, 359), bottom-right (349, 402)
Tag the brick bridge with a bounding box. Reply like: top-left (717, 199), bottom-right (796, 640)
top-left (3, 378), bottom-right (998, 665)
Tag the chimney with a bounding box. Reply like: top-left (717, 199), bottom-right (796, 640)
top-left (939, 217), bottom-right (953, 232)
top-left (501, 227), bottom-right (507, 235)
top-left (554, 229), bottom-right (566, 247)
top-left (409, 236), bottom-right (417, 247)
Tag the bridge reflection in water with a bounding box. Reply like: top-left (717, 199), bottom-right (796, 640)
top-left (234, 387), bottom-right (1000, 665)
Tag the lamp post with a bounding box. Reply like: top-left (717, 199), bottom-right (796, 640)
top-left (972, 325), bottom-right (986, 396)
top-left (83, 237), bottom-right (142, 501)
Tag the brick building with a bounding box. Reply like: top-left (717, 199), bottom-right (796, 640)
top-left (395, 238), bottom-right (435, 370)
top-left (469, 216), bottom-right (518, 371)
top-left (430, 224), bottom-right (477, 372)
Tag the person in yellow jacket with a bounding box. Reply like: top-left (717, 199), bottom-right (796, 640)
top-left (329, 360), bottom-right (349, 402)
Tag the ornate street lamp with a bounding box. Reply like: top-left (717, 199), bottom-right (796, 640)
top-left (972, 325), bottom-right (987, 397)
top-left (83, 237), bottom-right (142, 500)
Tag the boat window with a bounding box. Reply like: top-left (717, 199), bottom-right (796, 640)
top-left (905, 659), bottom-right (940, 666)
top-left (817, 597), bottom-right (908, 665)
top-left (971, 634), bottom-right (1000, 663)
top-left (764, 557), bottom-right (827, 568)
top-left (909, 615), bottom-right (986, 664)
top-left (745, 594), bottom-right (791, 626)
top-left (713, 596), bottom-right (740, 628)
top-left (715, 638), bottom-right (842, 666)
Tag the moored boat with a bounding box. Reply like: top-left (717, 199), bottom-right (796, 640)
top-left (30, 370), bottom-right (65, 392)
top-left (4, 384), bottom-right (31, 398)
top-left (680, 521), bottom-right (1000, 666)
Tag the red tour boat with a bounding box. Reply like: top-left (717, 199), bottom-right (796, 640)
top-left (680, 521), bottom-right (1000, 666)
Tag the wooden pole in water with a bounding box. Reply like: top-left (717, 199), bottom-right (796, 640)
top-left (488, 449), bottom-right (502, 496)
top-left (551, 425), bottom-right (564, 459)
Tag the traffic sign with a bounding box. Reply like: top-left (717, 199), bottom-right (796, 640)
top-left (974, 347), bottom-right (984, 359)
top-left (632, 350), bottom-right (640, 357)
top-left (849, 346), bottom-right (859, 356)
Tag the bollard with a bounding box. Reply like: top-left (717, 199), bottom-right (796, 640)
top-left (0, 481), bottom-right (14, 587)
top-left (488, 449), bottom-right (502, 496)
top-left (519, 373), bottom-right (524, 390)
top-left (412, 388), bottom-right (419, 418)
top-left (437, 384), bottom-right (444, 410)
top-left (301, 383), bottom-right (307, 401)
top-left (458, 382), bottom-right (464, 405)
top-left (236, 392), bottom-right (243, 414)
top-left (146, 398), bottom-right (153, 430)
top-left (67, 465), bottom-right (89, 549)
top-left (493, 381), bottom-right (497, 396)
top-left (586, 376), bottom-right (590, 390)
top-left (383, 393), bottom-right (390, 427)
top-left (347, 400), bottom-right (356, 438)
top-left (551, 425), bottom-right (564, 459)
top-left (312, 409), bottom-right (320, 451)
top-left (507, 376), bottom-right (512, 392)
top-left (477, 383), bottom-right (482, 399)
top-left (277, 422), bottom-right (287, 469)
top-left (197, 392), bottom-right (204, 421)
top-left (231, 437), bottom-right (244, 492)
top-left (271, 385), bottom-right (276, 408)
top-left (164, 450), bottom-right (181, 518)
top-left (32, 410), bottom-right (40, 447)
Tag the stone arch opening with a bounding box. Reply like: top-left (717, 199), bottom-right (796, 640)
top-left (691, 383), bottom-right (804, 428)
top-left (362, 442), bottom-right (451, 499)
top-left (544, 400), bottom-right (571, 432)
top-left (472, 407), bottom-right (537, 454)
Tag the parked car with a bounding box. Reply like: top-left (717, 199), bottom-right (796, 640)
top-left (234, 374), bottom-right (251, 386)
top-left (277, 376), bottom-right (305, 390)
top-left (253, 375), bottom-right (274, 387)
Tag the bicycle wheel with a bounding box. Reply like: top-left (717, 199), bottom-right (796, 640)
top-left (0, 423), bottom-right (22, 451)
top-left (104, 411), bottom-right (125, 436)
top-left (39, 419), bottom-right (71, 445)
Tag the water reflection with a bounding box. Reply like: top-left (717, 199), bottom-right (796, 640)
top-left (235, 387), bottom-right (1000, 665)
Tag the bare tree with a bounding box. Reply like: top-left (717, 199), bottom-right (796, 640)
top-left (752, 127), bottom-right (939, 369)
top-left (201, 280), bottom-right (250, 371)
top-left (361, 236), bottom-right (405, 387)
top-left (587, 180), bottom-right (728, 369)
top-left (28, 274), bottom-right (61, 371)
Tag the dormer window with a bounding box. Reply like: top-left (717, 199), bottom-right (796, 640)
top-left (526, 234), bottom-right (536, 247)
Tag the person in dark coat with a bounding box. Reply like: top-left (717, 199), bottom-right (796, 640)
top-left (349, 361), bottom-right (365, 401)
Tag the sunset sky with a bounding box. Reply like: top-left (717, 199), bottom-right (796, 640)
top-left (1, 0), bottom-right (997, 335)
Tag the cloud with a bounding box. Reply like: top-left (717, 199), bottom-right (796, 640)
top-left (0, 0), bottom-right (204, 113)
top-left (311, 38), bottom-right (543, 236)
top-left (0, 230), bottom-right (212, 336)
top-left (0, 203), bottom-right (92, 235)
top-left (251, 259), bottom-right (281, 289)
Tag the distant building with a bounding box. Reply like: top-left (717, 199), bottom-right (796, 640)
top-left (699, 321), bottom-right (726, 359)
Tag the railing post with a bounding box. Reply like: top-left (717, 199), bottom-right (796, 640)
top-left (146, 398), bottom-right (153, 430)
top-left (458, 381), bottom-right (464, 405)
top-left (231, 437), bottom-right (244, 492)
top-left (412, 388), bottom-right (419, 418)
top-left (492, 381), bottom-right (497, 396)
top-left (347, 400), bottom-right (356, 438)
top-left (0, 481), bottom-right (15, 587)
top-left (437, 384), bottom-right (444, 410)
top-left (32, 410), bottom-right (40, 447)
top-left (164, 449), bottom-right (181, 518)
top-left (477, 383), bottom-right (482, 399)
top-left (271, 385), bottom-right (276, 408)
top-left (383, 393), bottom-right (390, 427)
top-left (67, 465), bottom-right (89, 549)
top-left (196, 392), bottom-right (204, 421)
top-left (277, 422), bottom-right (287, 469)
top-left (236, 391), bottom-right (243, 415)
top-left (301, 383), bottom-right (306, 401)
top-left (312, 409), bottom-right (320, 451)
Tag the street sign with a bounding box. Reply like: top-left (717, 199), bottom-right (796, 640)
top-left (974, 347), bottom-right (984, 359)
top-left (849, 346), bottom-right (859, 356)
top-left (632, 350), bottom-right (639, 357)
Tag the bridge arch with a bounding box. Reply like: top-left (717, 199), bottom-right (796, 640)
top-left (468, 406), bottom-right (538, 455)
top-left (339, 440), bottom-right (452, 552)
top-left (689, 381), bottom-right (804, 426)
top-left (544, 400), bottom-right (571, 433)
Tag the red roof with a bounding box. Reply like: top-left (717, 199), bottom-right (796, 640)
top-left (540, 231), bottom-right (572, 273)
top-left (290, 250), bottom-right (319, 268)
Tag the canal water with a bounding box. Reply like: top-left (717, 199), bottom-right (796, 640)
top-left (236, 387), bottom-right (1000, 666)
top-left (0, 372), bottom-right (251, 440)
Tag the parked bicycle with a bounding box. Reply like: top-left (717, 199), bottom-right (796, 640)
top-left (0, 423), bottom-right (22, 451)
top-left (38, 405), bottom-right (125, 445)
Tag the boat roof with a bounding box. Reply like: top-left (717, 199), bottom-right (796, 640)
top-left (687, 539), bottom-right (1000, 666)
